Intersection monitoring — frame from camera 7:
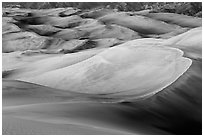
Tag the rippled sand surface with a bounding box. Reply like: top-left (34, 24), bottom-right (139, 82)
top-left (2, 7), bottom-right (202, 135)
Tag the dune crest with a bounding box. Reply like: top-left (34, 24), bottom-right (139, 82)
top-left (19, 44), bottom-right (192, 98)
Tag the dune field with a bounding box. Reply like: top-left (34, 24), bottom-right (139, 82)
top-left (2, 5), bottom-right (202, 135)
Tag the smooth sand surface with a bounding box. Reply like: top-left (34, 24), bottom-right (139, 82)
top-left (144, 12), bottom-right (202, 28)
top-left (18, 44), bottom-right (191, 98)
top-left (99, 12), bottom-right (182, 34)
top-left (163, 27), bottom-right (202, 59)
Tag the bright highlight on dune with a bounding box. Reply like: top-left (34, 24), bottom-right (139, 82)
top-left (19, 44), bottom-right (192, 98)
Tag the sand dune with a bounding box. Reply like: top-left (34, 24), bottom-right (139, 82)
top-left (2, 6), bottom-right (202, 135)
top-left (80, 8), bottom-right (115, 19)
top-left (99, 12), bottom-right (182, 34)
top-left (2, 31), bottom-right (64, 52)
top-left (53, 24), bottom-right (140, 40)
top-left (144, 13), bottom-right (202, 28)
top-left (5, 48), bottom-right (104, 79)
top-left (2, 51), bottom-right (59, 72)
top-left (3, 58), bottom-right (201, 134)
top-left (2, 22), bottom-right (21, 34)
top-left (16, 44), bottom-right (191, 98)
top-left (163, 27), bottom-right (202, 59)
top-left (24, 24), bottom-right (62, 36)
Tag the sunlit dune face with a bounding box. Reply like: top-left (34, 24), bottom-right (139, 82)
top-left (163, 27), bottom-right (202, 59)
top-left (98, 12), bottom-right (182, 34)
top-left (21, 45), bottom-right (192, 98)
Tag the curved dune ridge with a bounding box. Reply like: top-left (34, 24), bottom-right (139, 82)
top-left (3, 59), bottom-right (201, 135)
top-left (19, 44), bottom-right (192, 98)
top-left (2, 6), bottom-right (202, 135)
top-left (163, 27), bottom-right (202, 59)
top-left (143, 12), bottom-right (202, 28)
top-left (98, 12), bottom-right (183, 34)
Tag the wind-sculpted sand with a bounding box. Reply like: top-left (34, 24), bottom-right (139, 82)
top-left (2, 7), bottom-right (202, 135)
top-left (143, 12), bottom-right (202, 28)
top-left (16, 45), bottom-right (191, 97)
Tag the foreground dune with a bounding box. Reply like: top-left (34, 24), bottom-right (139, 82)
top-left (2, 59), bottom-right (201, 134)
top-left (5, 48), bottom-right (105, 78)
top-left (13, 43), bottom-right (191, 98)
